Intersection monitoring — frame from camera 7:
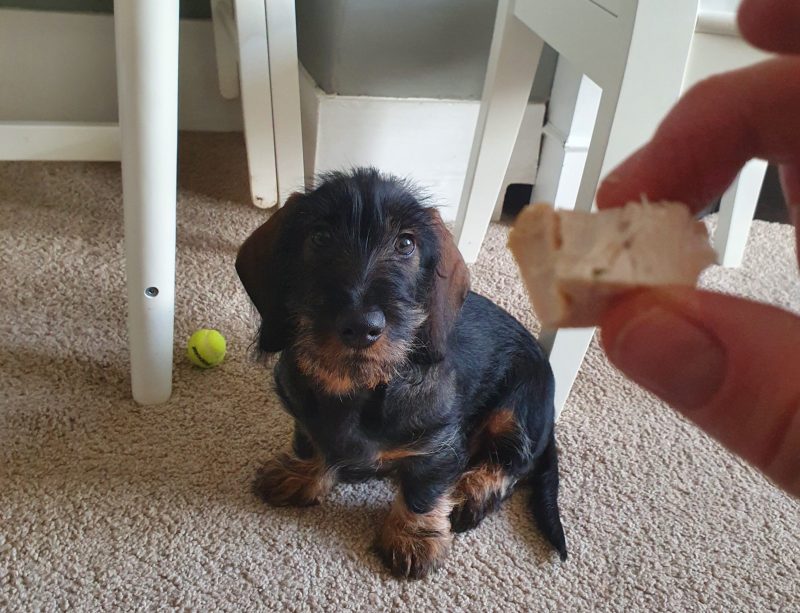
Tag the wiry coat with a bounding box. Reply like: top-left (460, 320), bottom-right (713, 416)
top-left (236, 168), bottom-right (567, 578)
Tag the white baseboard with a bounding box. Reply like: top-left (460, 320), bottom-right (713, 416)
top-left (0, 121), bottom-right (120, 161)
top-left (300, 69), bottom-right (545, 222)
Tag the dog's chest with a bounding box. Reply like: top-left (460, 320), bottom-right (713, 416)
top-left (274, 358), bottom-right (405, 450)
top-left (275, 355), bottom-right (453, 467)
top-left (316, 388), bottom-right (413, 452)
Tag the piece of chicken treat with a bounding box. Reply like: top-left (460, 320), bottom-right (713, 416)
top-left (507, 202), bottom-right (717, 328)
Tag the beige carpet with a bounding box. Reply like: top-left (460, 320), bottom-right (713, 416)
top-left (1, 149), bottom-right (798, 612)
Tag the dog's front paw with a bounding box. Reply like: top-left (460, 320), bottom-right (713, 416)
top-left (377, 495), bottom-right (453, 579)
top-left (378, 528), bottom-right (451, 580)
top-left (252, 453), bottom-right (333, 507)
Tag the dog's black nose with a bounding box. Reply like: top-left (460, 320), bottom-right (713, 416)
top-left (337, 308), bottom-right (386, 349)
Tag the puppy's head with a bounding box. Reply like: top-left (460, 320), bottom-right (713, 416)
top-left (236, 168), bottom-right (470, 394)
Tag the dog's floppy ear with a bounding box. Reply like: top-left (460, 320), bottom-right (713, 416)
top-left (236, 193), bottom-right (303, 352)
top-left (422, 208), bottom-right (471, 361)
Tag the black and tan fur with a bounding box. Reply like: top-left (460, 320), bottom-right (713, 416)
top-left (236, 168), bottom-right (567, 579)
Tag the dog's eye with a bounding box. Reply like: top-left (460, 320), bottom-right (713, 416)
top-left (394, 233), bottom-right (416, 256)
top-left (311, 229), bottom-right (331, 247)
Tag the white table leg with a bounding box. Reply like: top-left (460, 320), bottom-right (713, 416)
top-left (714, 159), bottom-right (768, 267)
top-left (114, 0), bottom-right (179, 405)
top-left (265, 0), bottom-right (305, 202)
top-left (454, 0), bottom-right (544, 264)
top-left (235, 0), bottom-right (278, 208)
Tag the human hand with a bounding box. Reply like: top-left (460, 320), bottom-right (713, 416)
top-left (595, 0), bottom-right (800, 496)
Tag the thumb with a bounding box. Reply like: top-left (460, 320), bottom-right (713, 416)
top-left (600, 288), bottom-right (800, 496)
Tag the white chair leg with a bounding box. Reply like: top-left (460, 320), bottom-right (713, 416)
top-left (532, 62), bottom-right (601, 210)
top-left (539, 327), bottom-right (596, 420)
top-left (542, 2), bottom-right (698, 417)
top-left (454, 0), bottom-right (544, 264)
top-left (210, 0), bottom-right (240, 99)
top-left (114, 0), bottom-right (179, 405)
top-left (265, 0), bottom-right (305, 203)
top-left (234, 0), bottom-right (278, 208)
top-left (714, 159), bottom-right (768, 267)
top-left (490, 102), bottom-right (548, 221)
top-left (538, 90), bottom-right (624, 417)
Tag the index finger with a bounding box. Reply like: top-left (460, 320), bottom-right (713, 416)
top-left (739, 0), bottom-right (800, 55)
top-left (596, 58), bottom-right (800, 213)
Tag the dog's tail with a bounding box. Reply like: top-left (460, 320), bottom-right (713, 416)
top-left (528, 432), bottom-right (567, 561)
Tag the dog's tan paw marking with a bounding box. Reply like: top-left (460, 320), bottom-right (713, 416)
top-left (252, 453), bottom-right (334, 507)
top-left (377, 494), bottom-right (454, 579)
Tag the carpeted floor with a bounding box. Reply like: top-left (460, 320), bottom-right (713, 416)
top-left (1, 148), bottom-right (798, 612)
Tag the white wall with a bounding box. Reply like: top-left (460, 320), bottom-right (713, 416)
top-left (0, 9), bottom-right (243, 130)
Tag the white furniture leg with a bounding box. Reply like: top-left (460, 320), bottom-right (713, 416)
top-left (714, 158), bottom-right (769, 267)
top-left (114, 0), bottom-right (179, 405)
top-left (542, 2), bottom-right (699, 416)
top-left (682, 15), bottom-right (771, 266)
top-left (536, 327), bottom-right (593, 420)
top-left (544, 66), bottom-right (625, 411)
top-left (265, 0), bottom-right (305, 203)
top-left (531, 60), bottom-right (601, 210)
top-left (454, 0), bottom-right (544, 264)
top-left (211, 0), bottom-right (240, 100)
top-left (528, 68), bottom-right (602, 419)
top-left (234, 0), bottom-right (278, 208)
top-left (489, 102), bottom-right (547, 222)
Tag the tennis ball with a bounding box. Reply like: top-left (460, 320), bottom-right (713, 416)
top-left (187, 329), bottom-right (227, 368)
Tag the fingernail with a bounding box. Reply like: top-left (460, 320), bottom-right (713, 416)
top-left (609, 307), bottom-right (727, 411)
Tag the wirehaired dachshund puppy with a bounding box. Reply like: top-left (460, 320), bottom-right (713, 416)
top-left (236, 168), bottom-right (567, 579)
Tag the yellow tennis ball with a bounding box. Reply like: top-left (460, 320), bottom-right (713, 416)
top-left (187, 329), bottom-right (227, 368)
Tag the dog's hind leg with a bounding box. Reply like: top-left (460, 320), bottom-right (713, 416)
top-left (450, 408), bottom-right (530, 533)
